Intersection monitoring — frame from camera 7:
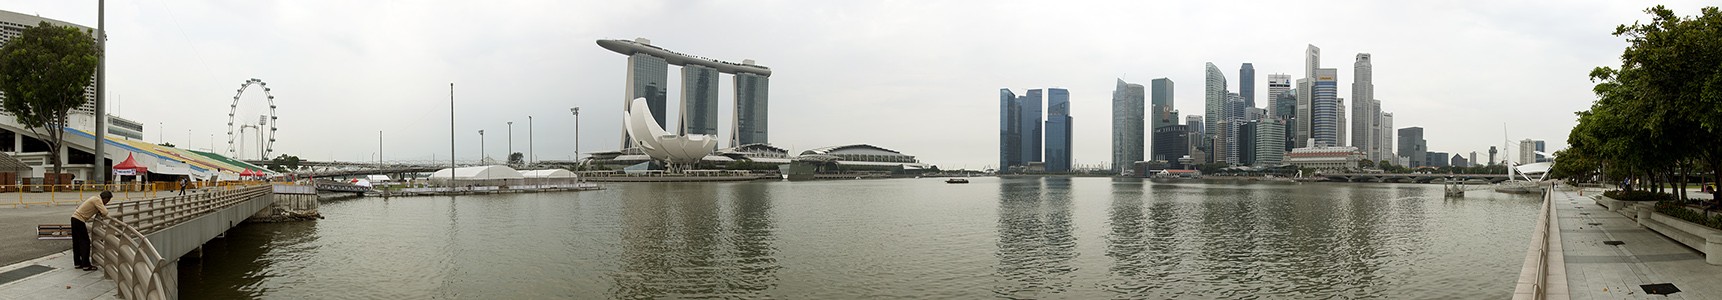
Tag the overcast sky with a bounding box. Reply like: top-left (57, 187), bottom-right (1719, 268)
top-left (0, 0), bottom-right (1711, 169)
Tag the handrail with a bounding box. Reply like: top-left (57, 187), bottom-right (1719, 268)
top-left (1531, 186), bottom-right (1554, 298)
top-left (108, 184), bottom-right (272, 235)
top-left (88, 214), bottom-right (174, 300)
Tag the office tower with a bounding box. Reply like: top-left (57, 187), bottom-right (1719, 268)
top-left (1151, 78), bottom-right (1176, 129)
top-left (1426, 151), bottom-right (1450, 167)
top-left (1398, 127), bottom-right (1426, 167)
top-left (1254, 118), bottom-right (1287, 167)
top-left (1186, 115), bottom-right (1206, 164)
top-left (1275, 88), bottom-right (1297, 151)
top-left (1519, 139), bottom-right (1537, 165)
top-left (1311, 68), bottom-right (1339, 147)
top-left (1469, 152), bottom-right (1478, 168)
top-left (1351, 53), bottom-right (1375, 158)
top-left (1534, 140), bottom-right (1547, 162)
top-left (1452, 154), bottom-right (1469, 167)
top-left (1021, 90), bottom-right (1043, 165)
top-left (1246, 107), bottom-right (1268, 121)
top-left (621, 53), bottom-right (670, 147)
top-left (1112, 80), bottom-right (1145, 173)
top-left (1296, 44), bottom-right (1320, 148)
top-left (1379, 112), bottom-right (1394, 161)
top-left (1204, 63), bottom-right (1227, 143)
top-left (1238, 120), bottom-right (1258, 166)
top-left (1215, 119), bottom-right (1233, 164)
top-left (1186, 115), bottom-right (1204, 136)
top-left (1266, 74), bottom-right (1292, 117)
top-left (733, 72), bottom-right (770, 146)
top-left (681, 65), bottom-right (720, 136)
top-left (1240, 63), bottom-right (1256, 107)
top-left (999, 89), bottom-right (1023, 171)
top-left (1045, 88), bottom-right (1073, 172)
top-left (1153, 125), bottom-right (1190, 169)
top-left (1336, 97), bottom-right (1347, 146)
top-left (1222, 93), bottom-right (1245, 163)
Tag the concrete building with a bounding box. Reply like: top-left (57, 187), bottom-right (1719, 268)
top-left (598, 38), bottom-right (773, 148)
top-left (1267, 74), bottom-right (1293, 118)
top-left (1254, 118), bottom-right (1287, 167)
top-left (1112, 80), bottom-right (1145, 173)
top-left (1296, 44), bottom-right (1320, 148)
top-left (1398, 127), bottom-right (1426, 167)
top-left (1378, 111), bottom-right (1394, 163)
top-left (1153, 125), bottom-right (1190, 169)
top-left (1045, 88), bottom-right (1072, 172)
top-left (1519, 139), bottom-right (1538, 165)
top-left (1468, 152), bottom-right (1479, 168)
top-left (1350, 53), bottom-right (1376, 159)
top-left (1239, 63), bottom-right (1256, 108)
top-left (1284, 146), bottom-right (1363, 171)
top-left (1489, 146), bottom-right (1499, 165)
top-left (1215, 119), bottom-right (1233, 164)
top-left (1185, 116), bottom-right (1204, 140)
top-left (1336, 97), bottom-right (1347, 146)
top-left (1273, 88), bottom-right (1297, 152)
top-left (1426, 151), bottom-right (1450, 168)
top-left (1451, 153), bottom-right (1469, 167)
top-left (1204, 62), bottom-right (1227, 146)
top-left (1311, 68), bottom-right (1340, 147)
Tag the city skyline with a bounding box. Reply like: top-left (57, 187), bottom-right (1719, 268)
top-left (0, 0), bottom-right (1706, 169)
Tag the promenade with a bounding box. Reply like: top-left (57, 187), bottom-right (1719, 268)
top-left (0, 190), bottom-right (207, 300)
top-left (1557, 188), bottom-right (1722, 299)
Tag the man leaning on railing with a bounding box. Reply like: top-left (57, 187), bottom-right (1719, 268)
top-left (71, 191), bottom-right (114, 271)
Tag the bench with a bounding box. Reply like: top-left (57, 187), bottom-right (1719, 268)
top-left (36, 224), bottom-right (72, 240)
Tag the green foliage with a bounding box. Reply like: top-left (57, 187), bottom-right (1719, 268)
top-left (157, 142), bottom-right (175, 148)
top-left (1605, 190), bottom-right (1676, 201)
top-left (1656, 201), bottom-right (1722, 230)
top-left (0, 22), bottom-right (99, 175)
top-left (268, 154), bottom-right (302, 172)
top-left (508, 152), bottom-right (524, 165)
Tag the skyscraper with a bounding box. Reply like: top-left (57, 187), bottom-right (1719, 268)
top-left (1296, 44), bottom-right (1320, 148)
top-left (1336, 97), bottom-right (1347, 146)
top-left (1204, 62), bottom-right (1227, 145)
top-left (680, 65), bottom-right (720, 136)
top-left (1151, 78), bottom-right (1176, 129)
top-left (1266, 74), bottom-right (1292, 118)
top-left (1112, 80), bottom-right (1145, 173)
top-left (621, 53), bottom-right (669, 147)
top-left (1379, 112), bottom-right (1394, 162)
top-left (1519, 139), bottom-right (1538, 165)
top-left (999, 89), bottom-right (1022, 171)
top-left (1222, 93), bottom-right (1245, 163)
top-left (1351, 53), bottom-right (1375, 159)
top-left (1398, 127), bottom-right (1426, 167)
top-left (1215, 119), bottom-right (1233, 164)
top-left (1021, 89), bottom-right (1044, 165)
top-left (1153, 125), bottom-right (1191, 169)
top-left (732, 72), bottom-right (770, 146)
top-left (1045, 88), bottom-right (1073, 172)
top-left (1534, 140), bottom-right (1547, 162)
top-left (1274, 88), bottom-right (1297, 152)
top-left (1239, 63), bottom-right (1256, 108)
top-left (1238, 120), bottom-right (1258, 166)
top-left (1254, 118), bottom-right (1287, 167)
top-left (1311, 68), bottom-right (1340, 147)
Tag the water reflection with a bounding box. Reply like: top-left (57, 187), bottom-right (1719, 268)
top-left (612, 183), bottom-right (779, 299)
top-left (993, 177), bottom-right (1077, 299)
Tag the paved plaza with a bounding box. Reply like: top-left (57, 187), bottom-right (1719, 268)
top-left (1560, 188), bottom-right (1722, 299)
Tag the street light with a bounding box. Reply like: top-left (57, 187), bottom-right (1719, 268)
top-left (570, 107), bottom-right (580, 170)
top-left (507, 121), bottom-right (514, 165)
top-left (528, 115), bottom-right (534, 165)
top-left (478, 129), bottom-right (486, 164)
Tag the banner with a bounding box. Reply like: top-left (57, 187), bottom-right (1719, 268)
top-left (114, 169), bottom-right (136, 176)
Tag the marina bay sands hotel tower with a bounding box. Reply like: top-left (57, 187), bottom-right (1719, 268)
top-left (597, 38), bottom-right (772, 149)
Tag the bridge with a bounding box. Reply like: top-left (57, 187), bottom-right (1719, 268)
top-left (83, 184), bottom-right (281, 299)
top-left (1317, 173), bottom-right (1512, 183)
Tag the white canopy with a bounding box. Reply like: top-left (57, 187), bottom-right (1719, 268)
top-left (366, 174), bottom-right (392, 182)
top-left (429, 165), bottom-right (524, 180)
top-left (518, 169), bottom-right (577, 178)
top-left (152, 159), bottom-right (193, 176)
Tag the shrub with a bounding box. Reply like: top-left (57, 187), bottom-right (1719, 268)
top-left (1655, 201), bottom-right (1722, 230)
top-left (1605, 190), bottom-right (1677, 201)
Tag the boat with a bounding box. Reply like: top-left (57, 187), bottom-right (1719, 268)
top-left (945, 178), bottom-right (969, 184)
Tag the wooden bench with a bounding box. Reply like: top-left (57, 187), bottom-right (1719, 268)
top-left (36, 224), bottom-right (72, 240)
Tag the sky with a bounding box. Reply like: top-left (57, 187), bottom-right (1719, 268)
top-left (0, 0), bottom-right (1712, 169)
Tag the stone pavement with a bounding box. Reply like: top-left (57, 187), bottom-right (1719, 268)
top-left (1561, 189), bottom-right (1722, 299)
top-left (0, 250), bottom-right (116, 300)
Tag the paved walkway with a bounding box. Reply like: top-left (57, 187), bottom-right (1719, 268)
top-left (1561, 189), bottom-right (1722, 299)
top-left (0, 251), bottom-right (116, 300)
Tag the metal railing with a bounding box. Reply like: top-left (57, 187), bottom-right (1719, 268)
top-left (1531, 186), bottom-right (1555, 298)
top-left (88, 215), bottom-right (174, 300)
top-left (108, 185), bottom-right (271, 235)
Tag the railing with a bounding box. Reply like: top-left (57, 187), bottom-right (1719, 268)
top-left (88, 215), bottom-right (174, 300)
top-left (108, 185), bottom-right (272, 234)
top-left (1531, 187), bottom-right (1555, 298)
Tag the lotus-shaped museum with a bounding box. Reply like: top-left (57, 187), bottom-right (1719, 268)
top-left (624, 97), bottom-right (717, 170)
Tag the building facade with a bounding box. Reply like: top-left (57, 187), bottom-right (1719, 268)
top-left (1239, 63), bottom-right (1256, 108)
top-left (1153, 125), bottom-right (1190, 169)
top-left (1350, 53), bottom-right (1375, 159)
top-left (1254, 118), bottom-right (1287, 167)
top-left (598, 38), bottom-right (773, 148)
top-left (1296, 44), bottom-right (1320, 148)
top-left (1311, 68), bottom-right (1340, 147)
top-left (1204, 62), bottom-right (1227, 147)
top-left (733, 72), bottom-right (770, 146)
top-left (1112, 80), bottom-right (1145, 173)
top-left (1045, 88), bottom-right (1073, 172)
top-left (681, 65), bottom-right (720, 136)
top-left (999, 89), bottom-right (1023, 171)
top-left (1284, 146), bottom-right (1363, 171)
top-left (1398, 127), bottom-right (1426, 167)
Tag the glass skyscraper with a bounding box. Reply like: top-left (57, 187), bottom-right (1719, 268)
top-left (1045, 88), bottom-right (1072, 172)
top-left (680, 65), bottom-right (720, 136)
top-left (1153, 125), bottom-right (1190, 169)
top-left (999, 89), bottom-right (1023, 172)
top-left (733, 73), bottom-right (770, 146)
top-left (1239, 63), bottom-right (1256, 108)
top-left (1398, 127), bottom-right (1426, 167)
top-left (1112, 80), bottom-right (1144, 173)
top-left (1311, 68), bottom-right (1339, 147)
top-left (622, 53), bottom-right (669, 147)
top-left (1150, 78), bottom-right (1176, 162)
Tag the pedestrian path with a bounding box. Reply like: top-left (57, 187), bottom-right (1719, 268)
top-left (0, 251), bottom-right (116, 300)
top-left (1559, 189), bottom-right (1722, 299)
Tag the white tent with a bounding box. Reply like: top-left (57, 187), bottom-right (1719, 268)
top-left (152, 159), bottom-right (193, 176)
top-left (429, 165), bottom-right (524, 186)
top-left (518, 169), bottom-right (578, 185)
top-left (366, 174), bottom-right (392, 182)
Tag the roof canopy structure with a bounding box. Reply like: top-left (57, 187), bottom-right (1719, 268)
top-left (430, 165), bottom-right (524, 180)
top-left (518, 169), bottom-right (577, 179)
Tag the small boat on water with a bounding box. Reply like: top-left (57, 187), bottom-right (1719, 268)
top-left (946, 178), bottom-right (969, 184)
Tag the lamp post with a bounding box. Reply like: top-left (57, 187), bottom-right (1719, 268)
top-left (478, 129), bottom-right (486, 164)
top-left (570, 107), bottom-right (579, 170)
top-left (507, 121), bottom-right (514, 165)
top-left (378, 130), bottom-right (383, 165)
top-left (528, 115), bottom-right (534, 165)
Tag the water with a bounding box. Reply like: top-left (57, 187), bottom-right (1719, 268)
top-left (178, 177), bottom-right (1539, 299)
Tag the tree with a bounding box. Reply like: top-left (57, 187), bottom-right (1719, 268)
top-left (508, 152), bottom-right (524, 165)
top-left (157, 142), bottom-right (175, 148)
top-left (268, 154), bottom-right (302, 172)
top-left (1358, 159), bottom-right (1375, 169)
top-left (0, 22), bottom-right (99, 176)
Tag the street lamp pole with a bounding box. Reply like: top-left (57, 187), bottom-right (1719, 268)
top-left (570, 107), bottom-right (580, 169)
top-left (528, 115), bottom-right (534, 165)
top-left (507, 121), bottom-right (514, 165)
top-left (479, 130), bottom-right (486, 164)
top-left (449, 83), bottom-right (455, 169)
top-left (378, 130), bottom-right (383, 164)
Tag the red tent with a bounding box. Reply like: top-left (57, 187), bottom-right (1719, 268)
top-left (240, 169), bottom-right (259, 177)
top-left (113, 153), bottom-right (147, 176)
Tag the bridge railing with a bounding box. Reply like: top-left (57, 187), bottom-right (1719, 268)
top-left (109, 184), bottom-right (272, 235)
top-left (88, 214), bottom-right (175, 300)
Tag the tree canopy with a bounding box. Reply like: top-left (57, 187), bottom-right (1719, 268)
top-left (0, 21), bottom-right (99, 175)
